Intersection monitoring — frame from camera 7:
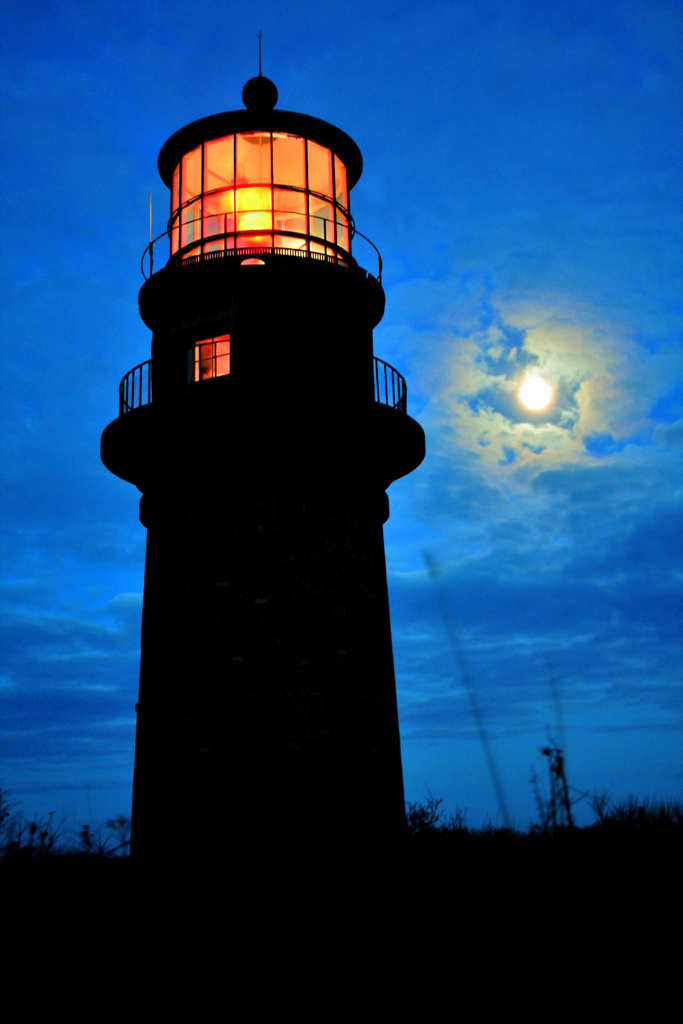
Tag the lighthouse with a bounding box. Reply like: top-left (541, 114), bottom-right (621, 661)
top-left (101, 74), bottom-right (425, 857)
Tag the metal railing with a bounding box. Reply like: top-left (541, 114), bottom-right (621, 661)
top-left (117, 355), bottom-right (406, 417)
top-left (373, 356), bottom-right (407, 414)
top-left (119, 359), bottom-right (152, 416)
top-left (141, 212), bottom-right (382, 283)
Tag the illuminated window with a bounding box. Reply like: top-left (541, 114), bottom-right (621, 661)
top-left (171, 134), bottom-right (349, 257)
top-left (204, 136), bottom-right (234, 192)
top-left (273, 133), bottom-right (305, 188)
top-left (193, 335), bottom-right (231, 382)
top-left (181, 147), bottom-right (202, 204)
top-left (307, 140), bottom-right (332, 197)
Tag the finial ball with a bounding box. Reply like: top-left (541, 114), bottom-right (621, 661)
top-left (242, 76), bottom-right (278, 111)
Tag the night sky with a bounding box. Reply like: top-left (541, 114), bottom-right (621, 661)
top-left (2, 0), bottom-right (681, 830)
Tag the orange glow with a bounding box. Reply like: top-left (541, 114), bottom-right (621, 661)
top-left (204, 190), bottom-right (235, 236)
top-left (236, 133), bottom-right (271, 185)
top-left (181, 146), bottom-right (201, 204)
top-left (238, 211), bottom-right (272, 231)
top-left (236, 187), bottom-right (273, 232)
top-left (307, 140), bottom-right (332, 197)
top-left (334, 155), bottom-right (347, 210)
top-left (194, 334), bottom-right (230, 381)
top-left (204, 136), bottom-right (234, 192)
top-left (236, 187), bottom-right (272, 211)
top-left (172, 133), bottom-right (349, 256)
top-left (272, 133), bottom-right (305, 188)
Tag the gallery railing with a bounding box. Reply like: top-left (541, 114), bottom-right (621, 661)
top-left (118, 356), bottom-right (406, 417)
top-left (141, 217), bottom-right (382, 284)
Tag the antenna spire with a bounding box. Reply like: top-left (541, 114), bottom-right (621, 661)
top-left (257, 30), bottom-right (263, 76)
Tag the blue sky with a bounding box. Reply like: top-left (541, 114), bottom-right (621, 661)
top-left (1, 0), bottom-right (682, 829)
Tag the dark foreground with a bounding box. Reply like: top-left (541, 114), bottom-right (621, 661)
top-left (3, 830), bottom-right (679, 1018)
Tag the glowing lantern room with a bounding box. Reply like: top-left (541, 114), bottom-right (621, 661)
top-left (170, 132), bottom-right (350, 261)
top-left (154, 75), bottom-right (361, 269)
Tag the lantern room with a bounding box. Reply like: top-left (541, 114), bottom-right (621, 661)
top-left (170, 131), bottom-right (350, 261)
top-left (151, 74), bottom-right (364, 269)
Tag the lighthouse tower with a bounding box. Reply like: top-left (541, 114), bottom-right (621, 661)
top-left (101, 74), bottom-right (425, 857)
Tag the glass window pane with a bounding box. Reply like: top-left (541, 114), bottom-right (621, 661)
top-left (236, 233), bottom-right (272, 249)
top-left (171, 213), bottom-right (180, 254)
top-left (272, 133), bottom-right (305, 188)
top-left (273, 188), bottom-right (305, 213)
top-left (214, 335), bottom-right (231, 378)
top-left (181, 146), bottom-right (202, 204)
top-left (236, 132), bottom-right (272, 185)
top-left (236, 187), bottom-right (273, 233)
top-left (181, 200), bottom-right (201, 247)
top-left (203, 191), bottom-right (235, 237)
top-left (275, 234), bottom-right (307, 251)
top-left (309, 196), bottom-right (333, 243)
top-left (274, 188), bottom-right (306, 235)
top-left (195, 341), bottom-right (213, 382)
top-left (205, 136), bottom-right (234, 192)
top-left (335, 210), bottom-right (349, 251)
top-left (334, 156), bottom-right (347, 210)
top-left (172, 165), bottom-right (180, 212)
top-left (307, 141), bottom-right (332, 198)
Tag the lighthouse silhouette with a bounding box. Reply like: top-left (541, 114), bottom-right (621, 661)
top-left (101, 73), bottom-right (425, 858)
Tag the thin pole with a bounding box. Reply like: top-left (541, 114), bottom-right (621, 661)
top-left (257, 31), bottom-right (263, 75)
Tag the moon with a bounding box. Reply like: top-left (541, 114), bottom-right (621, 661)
top-left (518, 375), bottom-right (554, 412)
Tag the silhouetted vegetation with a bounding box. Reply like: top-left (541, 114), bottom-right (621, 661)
top-left (1, 783), bottom-right (681, 863)
top-left (0, 786), bottom-right (130, 860)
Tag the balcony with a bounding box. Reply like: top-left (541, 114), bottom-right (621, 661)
top-left (141, 217), bottom-right (382, 285)
top-left (117, 356), bottom-right (406, 417)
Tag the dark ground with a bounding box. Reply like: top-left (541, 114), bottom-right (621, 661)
top-left (3, 832), bottom-right (678, 1018)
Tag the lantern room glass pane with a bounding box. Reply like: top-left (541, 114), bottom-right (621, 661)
top-left (181, 147), bottom-right (202, 204)
top-left (334, 155), bottom-right (347, 210)
top-left (172, 165), bottom-right (180, 212)
top-left (272, 133), bottom-right (305, 188)
top-left (171, 213), bottom-right (180, 254)
top-left (181, 200), bottom-right (201, 247)
top-left (236, 133), bottom-right (272, 185)
top-left (307, 141), bottom-right (332, 198)
top-left (204, 136), bottom-right (234, 192)
top-left (236, 233), bottom-right (272, 248)
top-left (274, 188), bottom-right (307, 235)
top-left (335, 210), bottom-right (349, 251)
top-left (309, 196), bottom-right (333, 243)
top-left (204, 190), bottom-right (235, 236)
top-left (236, 187), bottom-right (273, 233)
top-left (275, 234), bottom-right (307, 251)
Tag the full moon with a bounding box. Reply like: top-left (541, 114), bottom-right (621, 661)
top-left (518, 375), bottom-right (553, 412)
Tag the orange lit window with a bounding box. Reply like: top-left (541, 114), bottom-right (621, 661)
top-left (193, 335), bottom-right (231, 382)
top-left (273, 133), bottom-right (305, 188)
top-left (181, 201), bottom-right (201, 247)
top-left (274, 188), bottom-right (306, 235)
top-left (334, 155), bottom-right (347, 210)
top-left (307, 141), bottom-right (332, 197)
top-left (172, 166), bottom-right (180, 212)
top-left (204, 190), bottom-right (235, 237)
top-left (309, 196), bottom-right (333, 244)
top-left (335, 210), bottom-right (349, 251)
top-left (236, 133), bottom-right (271, 185)
top-left (181, 147), bottom-right (202, 204)
top-left (204, 136), bottom-right (234, 192)
top-left (171, 134), bottom-right (350, 258)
